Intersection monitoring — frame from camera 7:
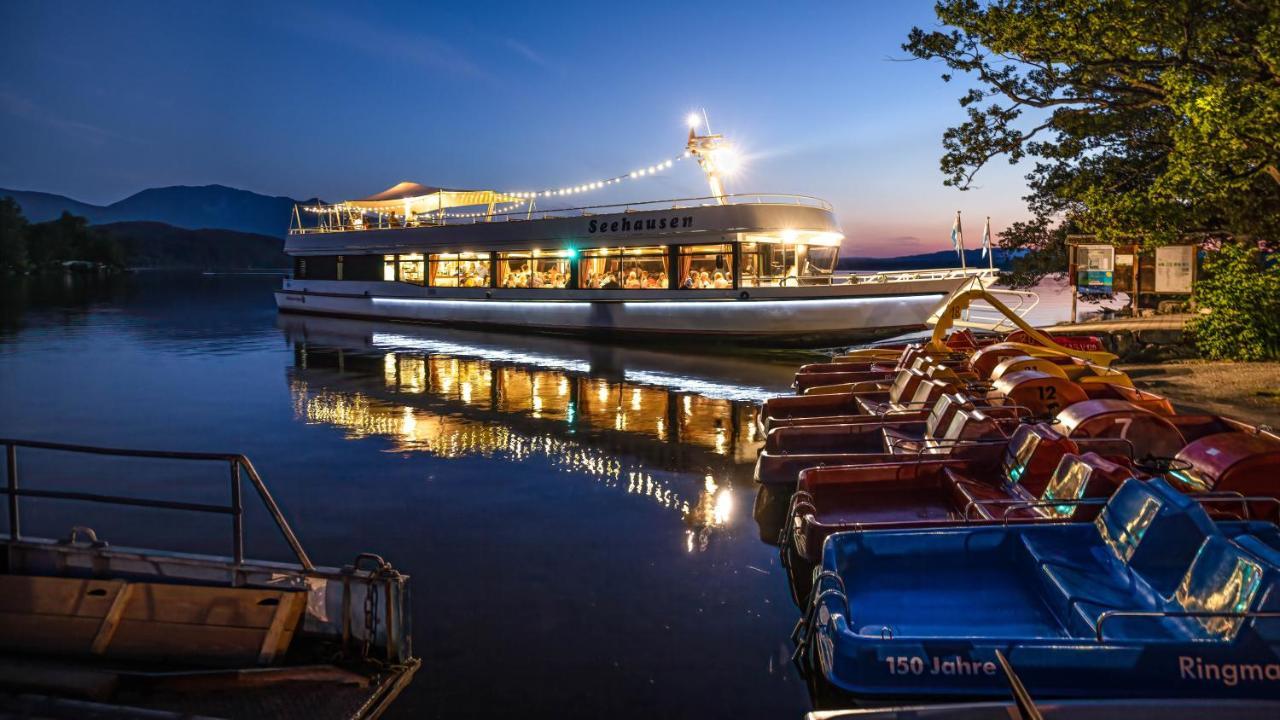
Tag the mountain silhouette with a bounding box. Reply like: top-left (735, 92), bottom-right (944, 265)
top-left (0, 184), bottom-right (314, 238)
top-left (840, 248), bottom-right (1012, 271)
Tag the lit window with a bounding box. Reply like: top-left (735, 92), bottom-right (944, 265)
top-left (397, 253), bottom-right (425, 286)
top-left (497, 250), bottom-right (571, 289)
top-left (579, 247), bottom-right (668, 289)
top-left (677, 244), bottom-right (732, 289)
top-left (429, 252), bottom-right (489, 287)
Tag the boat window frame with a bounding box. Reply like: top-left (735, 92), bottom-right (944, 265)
top-left (428, 251), bottom-right (490, 288)
top-left (676, 243), bottom-right (734, 290)
top-left (578, 246), bottom-right (669, 290)
top-left (496, 250), bottom-right (573, 289)
top-left (396, 253), bottom-right (426, 286)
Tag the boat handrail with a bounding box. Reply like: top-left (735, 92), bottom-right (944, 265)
top-left (290, 192), bottom-right (834, 234)
top-left (835, 267), bottom-right (999, 285)
top-left (1, 437), bottom-right (314, 571)
top-left (1094, 610), bottom-right (1280, 643)
top-left (927, 278), bottom-right (1118, 367)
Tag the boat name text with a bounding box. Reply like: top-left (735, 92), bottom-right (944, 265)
top-left (587, 215), bottom-right (693, 234)
top-left (1179, 656), bottom-right (1280, 685)
top-left (884, 655), bottom-right (997, 677)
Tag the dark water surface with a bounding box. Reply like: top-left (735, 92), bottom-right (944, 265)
top-left (0, 272), bottom-right (813, 718)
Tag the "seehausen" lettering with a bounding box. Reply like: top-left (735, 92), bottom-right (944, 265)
top-left (587, 215), bottom-right (693, 234)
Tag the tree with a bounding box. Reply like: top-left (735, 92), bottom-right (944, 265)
top-left (0, 196), bottom-right (29, 271)
top-left (905, 0), bottom-right (1280, 357)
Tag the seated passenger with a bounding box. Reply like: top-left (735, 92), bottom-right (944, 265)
top-left (657, 272), bottom-right (668, 288)
top-left (531, 272), bottom-right (544, 288)
top-left (713, 271), bottom-right (727, 288)
top-left (699, 270), bottom-right (712, 288)
top-left (683, 272), bottom-right (698, 289)
top-left (602, 273), bottom-right (620, 290)
top-left (625, 271), bottom-right (641, 289)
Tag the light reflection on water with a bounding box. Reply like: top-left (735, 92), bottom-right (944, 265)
top-left (285, 318), bottom-right (777, 549)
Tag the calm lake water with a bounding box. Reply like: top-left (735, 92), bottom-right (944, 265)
top-left (0, 272), bottom-right (821, 718)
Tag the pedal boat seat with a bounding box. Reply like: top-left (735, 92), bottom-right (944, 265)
top-left (883, 401), bottom-right (1014, 456)
top-left (1057, 399), bottom-right (1186, 461)
top-left (991, 368), bottom-right (1089, 420)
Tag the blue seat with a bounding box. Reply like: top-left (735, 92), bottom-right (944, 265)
top-left (1094, 478), bottom-right (1218, 596)
top-left (1029, 479), bottom-right (1218, 636)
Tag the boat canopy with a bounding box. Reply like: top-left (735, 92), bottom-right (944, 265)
top-left (346, 181), bottom-right (521, 214)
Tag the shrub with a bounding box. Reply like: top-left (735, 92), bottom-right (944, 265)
top-left (1189, 242), bottom-right (1280, 360)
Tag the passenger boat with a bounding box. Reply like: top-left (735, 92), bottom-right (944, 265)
top-left (275, 124), bottom-right (994, 347)
top-left (0, 438), bottom-right (418, 719)
top-left (794, 477), bottom-right (1280, 701)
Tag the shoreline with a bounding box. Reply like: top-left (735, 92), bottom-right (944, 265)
top-left (1120, 360), bottom-right (1280, 426)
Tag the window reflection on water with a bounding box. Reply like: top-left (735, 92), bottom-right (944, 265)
top-left (289, 342), bottom-right (765, 550)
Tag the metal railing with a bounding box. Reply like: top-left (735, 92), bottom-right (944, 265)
top-left (290, 192), bottom-right (834, 235)
top-left (2, 438), bottom-right (313, 571)
top-left (836, 267), bottom-right (999, 286)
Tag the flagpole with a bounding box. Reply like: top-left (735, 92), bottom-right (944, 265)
top-left (957, 211), bottom-right (967, 271)
top-left (987, 216), bottom-right (994, 271)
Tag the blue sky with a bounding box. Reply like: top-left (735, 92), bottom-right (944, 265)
top-left (0, 1), bottom-right (1032, 256)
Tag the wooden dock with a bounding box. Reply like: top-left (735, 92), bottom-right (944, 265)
top-left (1041, 313), bottom-right (1195, 334)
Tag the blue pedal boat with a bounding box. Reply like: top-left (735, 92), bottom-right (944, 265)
top-left (796, 478), bottom-right (1280, 700)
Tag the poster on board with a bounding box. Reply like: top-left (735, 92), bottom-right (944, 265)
top-left (1154, 245), bottom-right (1195, 293)
top-left (1075, 245), bottom-right (1114, 296)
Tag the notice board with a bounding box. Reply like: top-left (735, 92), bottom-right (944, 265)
top-left (1074, 245), bottom-right (1115, 295)
top-left (1154, 245), bottom-right (1195, 293)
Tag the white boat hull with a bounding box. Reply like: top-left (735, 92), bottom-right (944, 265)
top-left (275, 277), bottom-right (975, 346)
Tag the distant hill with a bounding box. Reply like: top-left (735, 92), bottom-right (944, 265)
top-left (0, 185), bottom-right (312, 238)
top-left (840, 248), bottom-right (1014, 272)
top-left (94, 221), bottom-right (288, 269)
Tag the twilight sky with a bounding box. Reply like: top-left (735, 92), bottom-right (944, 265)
top-left (0, 1), bottom-right (1033, 257)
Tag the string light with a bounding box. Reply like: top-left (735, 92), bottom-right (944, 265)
top-left (501, 151), bottom-right (688, 200)
top-left (302, 146), bottom-right (693, 222)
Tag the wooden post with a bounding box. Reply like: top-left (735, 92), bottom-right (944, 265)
top-left (6, 444), bottom-right (17, 540)
top-left (1130, 245), bottom-right (1140, 317)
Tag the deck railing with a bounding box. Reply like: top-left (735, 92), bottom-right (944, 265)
top-left (2, 438), bottom-right (313, 570)
top-left (290, 193), bottom-right (834, 235)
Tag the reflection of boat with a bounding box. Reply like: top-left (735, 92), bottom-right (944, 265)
top-left (280, 314), bottom-right (768, 549)
top-left (0, 438), bottom-right (417, 719)
top-left (796, 478), bottom-right (1280, 701)
top-left (275, 123), bottom-right (993, 346)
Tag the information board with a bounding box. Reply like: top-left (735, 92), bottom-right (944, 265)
top-left (1074, 245), bottom-right (1114, 295)
top-left (1154, 245), bottom-right (1195, 293)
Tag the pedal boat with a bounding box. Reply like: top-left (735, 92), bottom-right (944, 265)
top-left (795, 477), bottom-right (1280, 701)
top-left (781, 409), bottom-right (1280, 560)
top-left (753, 366), bottom-right (1223, 488)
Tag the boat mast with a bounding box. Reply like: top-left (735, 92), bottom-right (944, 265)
top-left (685, 111), bottom-right (738, 206)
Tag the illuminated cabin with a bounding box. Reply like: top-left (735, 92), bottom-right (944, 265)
top-left (277, 183), bottom-right (991, 346)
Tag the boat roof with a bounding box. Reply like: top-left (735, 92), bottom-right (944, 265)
top-left (346, 181), bottom-right (521, 213)
top-left (285, 195), bottom-right (842, 255)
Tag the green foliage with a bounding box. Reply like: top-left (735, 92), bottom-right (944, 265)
top-left (905, 0), bottom-right (1280, 272)
top-left (906, 1), bottom-right (1280, 359)
top-left (0, 202), bottom-right (126, 272)
top-left (1188, 242), bottom-right (1280, 360)
top-left (0, 197), bottom-right (28, 270)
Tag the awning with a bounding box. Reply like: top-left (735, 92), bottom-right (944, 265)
top-left (346, 182), bottom-right (520, 215)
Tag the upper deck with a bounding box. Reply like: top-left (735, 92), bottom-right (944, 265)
top-left (285, 193), bottom-right (841, 256)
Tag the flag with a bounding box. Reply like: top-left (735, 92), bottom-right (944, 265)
top-left (981, 216), bottom-right (991, 258)
top-left (951, 211), bottom-right (963, 257)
